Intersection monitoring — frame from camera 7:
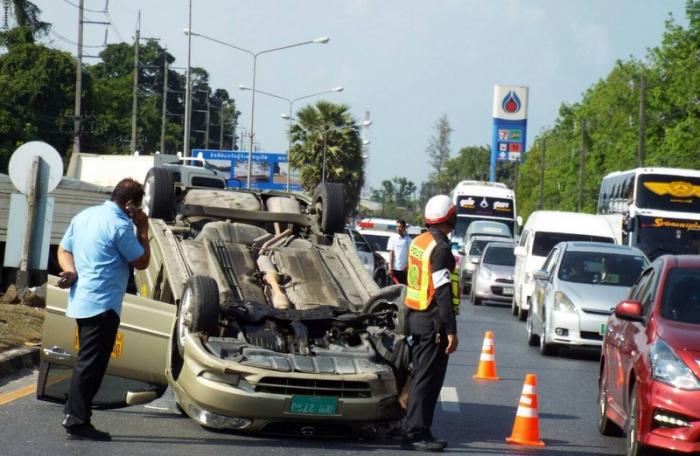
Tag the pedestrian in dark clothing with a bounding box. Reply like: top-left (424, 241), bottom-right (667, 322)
top-left (57, 178), bottom-right (150, 441)
top-left (402, 194), bottom-right (460, 452)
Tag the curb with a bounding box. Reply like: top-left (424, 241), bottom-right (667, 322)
top-left (0, 347), bottom-right (40, 378)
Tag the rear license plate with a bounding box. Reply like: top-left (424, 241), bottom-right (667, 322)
top-left (503, 287), bottom-right (513, 295)
top-left (289, 396), bottom-right (338, 415)
top-left (599, 323), bottom-right (606, 336)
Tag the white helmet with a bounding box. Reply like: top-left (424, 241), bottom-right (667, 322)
top-left (424, 194), bottom-right (457, 225)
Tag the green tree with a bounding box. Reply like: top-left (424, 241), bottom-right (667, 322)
top-left (425, 114), bottom-right (453, 193)
top-left (289, 101), bottom-right (365, 212)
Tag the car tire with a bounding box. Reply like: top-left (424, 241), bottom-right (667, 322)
top-left (539, 319), bottom-right (557, 356)
top-left (526, 311), bottom-right (539, 346)
top-left (511, 296), bottom-right (518, 316)
top-left (598, 365), bottom-right (623, 436)
top-left (177, 275), bottom-right (220, 356)
top-left (470, 287), bottom-right (481, 306)
top-left (143, 167), bottom-right (175, 221)
top-left (626, 384), bottom-right (650, 456)
top-left (312, 182), bottom-right (345, 234)
top-left (518, 298), bottom-right (529, 321)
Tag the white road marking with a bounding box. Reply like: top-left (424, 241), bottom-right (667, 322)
top-left (440, 386), bottom-right (461, 412)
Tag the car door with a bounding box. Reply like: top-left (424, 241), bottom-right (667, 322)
top-left (514, 229), bottom-right (531, 305)
top-left (533, 247), bottom-right (559, 331)
top-left (607, 267), bottom-right (653, 414)
top-left (37, 275), bottom-right (177, 408)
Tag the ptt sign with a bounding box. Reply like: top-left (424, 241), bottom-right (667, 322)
top-left (491, 85), bottom-right (528, 166)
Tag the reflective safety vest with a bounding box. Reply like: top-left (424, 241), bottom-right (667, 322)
top-left (405, 231), bottom-right (461, 312)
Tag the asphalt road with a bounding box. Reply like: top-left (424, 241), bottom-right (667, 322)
top-left (0, 297), bottom-right (630, 456)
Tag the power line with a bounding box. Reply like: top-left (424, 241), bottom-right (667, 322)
top-left (61, 0), bottom-right (105, 14)
top-left (49, 28), bottom-right (104, 48)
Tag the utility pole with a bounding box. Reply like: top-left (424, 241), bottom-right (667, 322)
top-left (638, 73), bottom-right (646, 168)
top-left (218, 103), bottom-right (225, 149)
top-left (204, 89), bottom-right (211, 149)
top-left (73, 0), bottom-right (84, 157)
top-left (130, 10), bottom-right (140, 154)
top-left (160, 50), bottom-right (168, 154)
top-left (183, 0), bottom-right (193, 156)
top-left (578, 119), bottom-right (586, 212)
top-left (538, 138), bottom-right (546, 210)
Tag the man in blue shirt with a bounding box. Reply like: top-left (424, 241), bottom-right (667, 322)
top-left (57, 178), bottom-right (150, 441)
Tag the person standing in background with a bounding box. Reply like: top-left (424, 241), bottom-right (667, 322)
top-left (388, 219), bottom-right (410, 284)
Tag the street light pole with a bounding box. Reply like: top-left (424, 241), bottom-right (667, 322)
top-left (183, 0), bottom-right (193, 156)
top-left (184, 30), bottom-right (329, 188)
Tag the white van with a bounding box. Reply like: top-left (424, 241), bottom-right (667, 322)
top-left (512, 211), bottom-right (617, 321)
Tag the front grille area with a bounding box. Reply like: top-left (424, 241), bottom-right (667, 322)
top-left (580, 331), bottom-right (604, 341)
top-left (582, 307), bottom-right (613, 316)
top-left (255, 377), bottom-right (372, 398)
top-left (495, 278), bottom-right (514, 284)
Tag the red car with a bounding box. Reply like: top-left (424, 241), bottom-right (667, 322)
top-left (598, 255), bottom-right (700, 455)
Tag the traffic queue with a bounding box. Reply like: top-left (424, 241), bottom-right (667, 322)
top-left (449, 167), bottom-right (700, 456)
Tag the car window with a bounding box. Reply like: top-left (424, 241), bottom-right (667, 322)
top-left (468, 239), bottom-right (491, 256)
top-left (483, 246), bottom-right (516, 266)
top-left (543, 248), bottom-right (560, 275)
top-left (349, 230), bottom-right (372, 252)
top-left (362, 233), bottom-right (391, 251)
top-left (557, 251), bottom-right (648, 286)
top-left (519, 230), bottom-right (530, 248)
top-left (531, 232), bottom-right (615, 257)
top-left (660, 268), bottom-right (700, 324)
top-left (637, 269), bottom-right (658, 315)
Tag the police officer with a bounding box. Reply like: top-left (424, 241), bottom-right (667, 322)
top-left (402, 195), bottom-right (460, 452)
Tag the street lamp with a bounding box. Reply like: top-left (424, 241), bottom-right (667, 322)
top-left (239, 85), bottom-right (343, 190)
top-left (183, 29), bottom-right (329, 188)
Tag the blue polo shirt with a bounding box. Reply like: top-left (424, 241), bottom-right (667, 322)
top-left (60, 201), bottom-right (145, 319)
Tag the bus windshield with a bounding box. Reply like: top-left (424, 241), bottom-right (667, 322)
top-left (637, 174), bottom-right (700, 214)
top-left (635, 215), bottom-right (700, 258)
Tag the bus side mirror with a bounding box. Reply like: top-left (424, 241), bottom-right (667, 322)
top-left (516, 216), bottom-right (523, 227)
top-left (624, 218), bottom-right (635, 232)
top-left (514, 246), bottom-right (526, 257)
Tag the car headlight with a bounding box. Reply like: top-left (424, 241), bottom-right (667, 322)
top-left (650, 339), bottom-right (700, 390)
top-left (553, 291), bottom-right (576, 313)
top-left (479, 266), bottom-right (493, 280)
top-left (466, 262), bottom-right (476, 272)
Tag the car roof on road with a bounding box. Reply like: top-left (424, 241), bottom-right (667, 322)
top-left (559, 241), bottom-right (644, 255)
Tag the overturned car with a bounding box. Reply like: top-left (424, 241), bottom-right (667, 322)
top-left (38, 165), bottom-right (408, 436)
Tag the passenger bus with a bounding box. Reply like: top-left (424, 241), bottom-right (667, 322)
top-left (597, 167), bottom-right (700, 259)
top-left (450, 180), bottom-right (517, 252)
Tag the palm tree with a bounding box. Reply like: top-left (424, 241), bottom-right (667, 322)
top-left (4, 0), bottom-right (49, 37)
top-left (289, 100), bottom-right (365, 212)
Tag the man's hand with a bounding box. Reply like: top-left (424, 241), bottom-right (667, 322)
top-left (57, 271), bottom-right (77, 289)
top-left (446, 334), bottom-right (458, 354)
top-left (131, 208), bottom-right (149, 232)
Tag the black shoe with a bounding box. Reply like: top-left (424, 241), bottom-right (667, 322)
top-left (401, 439), bottom-right (445, 452)
top-left (426, 431), bottom-right (448, 448)
top-left (66, 424), bottom-right (111, 441)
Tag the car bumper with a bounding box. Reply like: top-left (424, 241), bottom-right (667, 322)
top-left (168, 336), bottom-right (403, 435)
top-left (637, 380), bottom-right (700, 453)
top-left (473, 278), bottom-right (514, 302)
top-left (546, 311), bottom-right (607, 347)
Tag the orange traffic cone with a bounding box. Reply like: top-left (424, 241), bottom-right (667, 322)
top-left (473, 331), bottom-right (500, 381)
top-left (506, 374), bottom-right (545, 447)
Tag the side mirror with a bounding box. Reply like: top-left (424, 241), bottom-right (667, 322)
top-left (516, 215), bottom-right (523, 227)
top-left (470, 257), bottom-right (480, 264)
top-left (458, 248), bottom-right (465, 255)
top-left (614, 300), bottom-right (645, 322)
top-left (533, 269), bottom-right (549, 281)
top-left (514, 245), bottom-right (526, 257)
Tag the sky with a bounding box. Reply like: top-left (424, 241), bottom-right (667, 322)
top-left (33, 0), bottom-right (688, 191)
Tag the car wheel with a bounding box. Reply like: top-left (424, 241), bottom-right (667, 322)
top-left (518, 298), bottom-right (529, 321)
top-left (177, 275), bottom-right (220, 356)
top-left (312, 182), bottom-right (345, 234)
top-left (598, 365), bottom-right (622, 436)
top-left (626, 384), bottom-right (650, 456)
top-left (470, 286), bottom-right (481, 306)
top-left (143, 167), bottom-right (175, 221)
top-left (512, 295), bottom-right (518, 316)
top-left (526, 311), bottom-right (539, 346)
top-left (539, 319), bottom-right (557, 356)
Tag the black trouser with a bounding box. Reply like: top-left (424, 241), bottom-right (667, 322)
top-left (392, 269), bottom-right (407, 285)
top-left (63, 310), bottom-right (120, 428)
top-left (404, 310), bottom-right (449, 439)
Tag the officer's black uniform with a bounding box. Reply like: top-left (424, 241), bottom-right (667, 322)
top-left (404, 227), bottom-right (457, 443)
